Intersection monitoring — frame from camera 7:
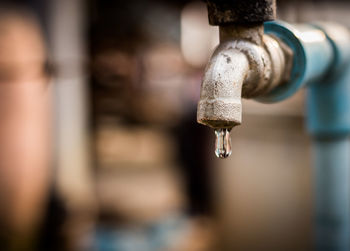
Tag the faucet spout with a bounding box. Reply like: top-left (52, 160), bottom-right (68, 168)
top-left (197, 44), bottom-right (249, 128)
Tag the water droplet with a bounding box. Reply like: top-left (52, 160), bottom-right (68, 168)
top-left (214, 128), bottom-right (232, 159)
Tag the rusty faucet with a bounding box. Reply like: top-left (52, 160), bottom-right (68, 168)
top-left (197, 0), bottom-right (292, 158)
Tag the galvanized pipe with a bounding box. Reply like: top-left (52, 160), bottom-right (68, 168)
top-left (205, 0), bottom-right (276, 26)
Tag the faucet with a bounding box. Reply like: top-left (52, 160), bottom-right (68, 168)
top-left (198, 0), bottom-right (292, 158)
top-left (197, 24), bottom-right (290, 128)
top-left (198, 1), bottom-right (350, 250)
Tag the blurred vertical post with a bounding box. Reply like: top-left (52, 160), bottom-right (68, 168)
top-left (0, 7), bottom-right (50, 249)
top-left (48, 0), bottom-right (95, 245)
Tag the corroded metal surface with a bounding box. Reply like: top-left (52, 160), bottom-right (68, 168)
top-left (197, 24), bottom-right (291, 129)
top-left (197, 45), bottom-right (249, 128)
top-left (219, 24), bottom-right (264, 45)
top-left (206, 0), bottom-right (276, 26)
top-left (261, 35), bottom-right (293, 94)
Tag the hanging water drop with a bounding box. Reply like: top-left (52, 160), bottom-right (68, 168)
top-left (214, 128), bottom-right (232, 159)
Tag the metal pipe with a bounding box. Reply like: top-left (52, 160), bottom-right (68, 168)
top-left (205, 0), bottom-right (276, 26)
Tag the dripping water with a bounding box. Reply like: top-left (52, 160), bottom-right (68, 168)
top-left (214, 128), bottom-right (232, 159)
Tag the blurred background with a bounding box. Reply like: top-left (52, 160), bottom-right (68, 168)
top-left (0, 0), bottom-right (350, 250)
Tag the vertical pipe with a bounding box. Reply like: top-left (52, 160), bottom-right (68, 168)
top-left (313, 138), bottom-right (350, 251)
top-left (304, 23), bottom-right (350, 251)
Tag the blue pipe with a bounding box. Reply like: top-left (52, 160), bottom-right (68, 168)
top-left (303, 23), bottom-right (350, 251)
top-left (307, 56), bottom-right (350, 250)
top-left (259, 21), bottom-right (350, 250)
top-left (259, 21), bottom-right (334, 103)
top-left (313, 138), bottom-right (350, 251)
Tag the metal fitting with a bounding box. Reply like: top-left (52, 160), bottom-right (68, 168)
top-left (205, 0), bottom-right (276, 26)
top-left (197, 24), bottom-right (291, 128)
